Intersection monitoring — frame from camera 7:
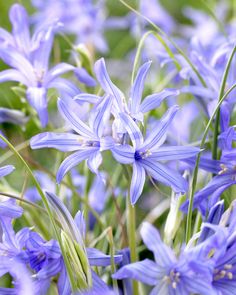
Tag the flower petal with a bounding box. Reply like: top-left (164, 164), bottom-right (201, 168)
top-left (142, 105), bottom-right (179, 150)
top-left (130, 61), bottom-right (151, 114)
top-left (74, 67), bottom-right (97, 87)
top-left (30, 132), bottom-right (82, 152)
top-left (26, 87), bottom-right (48, 127)
top-left (74, 93), bottom-right (101, 104)
top-left (87, 150), bottom-right (102, 174)
top-left (149, 146), bottom-right (200, 161)
top-left (113, 259), bottom-right (160, 286)
top-left (140, 89), bottom-right (179, 113)
top-left (49, 77), bottom-right (81, 97)
top-left (0, 165), bottom-right (15, 178)
top-left (142, 159), bottom-right (188, 193)
top-left (57, 98), bottom-right (94, 138)
top-left (0, 69), bottom-right (28, 85)
top-left (87, 248), bottom-right (122, 266)
top-left (56, 148), bottom-right (97, 183)
top-left (0, 47), bottom-right (35, 84)
top-left (94, 58), bottom-right (124, 111)
top-left (140, 222), bottom-right (176, 266)
top-left (90, 95), bottom-right (112, 138)
top-left (119, 112), bottom-right (143, 149)
top-left (45, 63), bottom-right (75, 85)
top-left (130, 162), bottom-right (145, 205)
top-left (111, 144), bottom-right (135, 164)
top-left (9, 4), bottom-right (31, 56)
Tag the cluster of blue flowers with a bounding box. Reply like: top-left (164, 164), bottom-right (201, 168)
top-left (0, 1), bottom-right (236, 294)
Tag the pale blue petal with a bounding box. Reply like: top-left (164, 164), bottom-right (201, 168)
top-left (149, 146), bottom-right (200, 161)
top-left (35, 259), bottom-right (61, 279)
top-left (142, 159), bottom-right (188, 193)
top-left (26, 87), bottom-right (48, 127)
top-left (31, 23), bottom-right (59, 71)
top-left (30, 132), bottom-right (82, 152)
top-left (74, 67), bottom-right (97, 87)
top-left (45, 63), bottom-right (75, 85)
top-left (142, 105), bottom-right (179, 150)
top-left (87, 248), bottom-right (122, 266)
top-left (0, 199), bottom-right (22, 218)
top-left (87, 150), bottom-right (102, 174)
top-left (0, 69), bottom-right (28, 85)
top-left (9, 4), bottom-right (30, 56)
top-left (74, 93), bottom-right (101, 104)
top-left (56, 148), bottom-right (97, 183)
top-left (94, 58), bottom-right (124, 110)
top-left (111, 144), bottom-right (135, 164)
top-left (57, 98), bottom-right (94, 138)
top-left (90, 271), bottom-right (113, 294)
top-left (0, 108), bottom-right (28, 125)
top-left (49, 77), bottom-right (81, 97)
top-left (113, 259), bottom-right (160, 286)
top-left (130, 162), bottom-right (145, 205)
top-left (140, 222), bottom-right (176, 266)
top-left (91, 95), bottom-right (112, 138)
top-left (0, 47), bottom-right (35, 84)
top-left (74, 211), bottom-right (86, 240)
top-left (140, 89), bottom-right (179, 113)
top-left (130, 61), bottom-right (151, 114)
top-left (0, 165), bottom-right (15, 178)
top-left (181, 85), bottom-right (216, 99)
top-left (119, 112), bottom-right (143, 149)
top-left (0, 28), bottom-right (14, 46)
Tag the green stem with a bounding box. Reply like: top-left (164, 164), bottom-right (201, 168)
top-left (118, 0), bottom-right (207, 87)
top-left (212, 45), bottom-right (236, 160)
top-left (186, 82), bottom-right (236, 243)
top-left (127, 197), bottom-right (139, 294)
top-left (0, 134), bottom-right (78, 292)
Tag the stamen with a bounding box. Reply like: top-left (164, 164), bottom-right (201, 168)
top-left (218, 164), bottom-right (228, 175)
top-left (172, 282), bottom-right (177, 289)
top-left (224, 264), bottom-right (233, 270)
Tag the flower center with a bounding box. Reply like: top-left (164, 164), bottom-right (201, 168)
top-left (218, 163), bottom-right (236, 179)
top-left (134, 150), bottom-right (152, 161)
top-left (164, 270), bottom-right (180, 289)
top-left (82, 140), bottom-right (100, 147)
top-left (214, 264), bottom-right (233, 281)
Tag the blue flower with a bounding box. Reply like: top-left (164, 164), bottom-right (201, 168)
top-left (30, 95), bottom-right (113, 182)
top-left (113, 222), bottom-right (217, 295)
top-left (111, 107), bottom-right (200, 204)
top-left (31, 0), bottom-right (108, 52)
top-left (0, 4), bottom-right (79, 127)
top-left (0, 165), bottom-right (15, 178)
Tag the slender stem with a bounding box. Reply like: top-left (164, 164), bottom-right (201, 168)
top-left (212, 45), bottom-right (236, 160)
top-left (127, 197), bottom-right (139, 295)
top-left (0, 134), bottom-right (78, 291)
top-left (118, 0), bottom-right (207, 87)
top-left (186, 83), bottom-right (236, 242)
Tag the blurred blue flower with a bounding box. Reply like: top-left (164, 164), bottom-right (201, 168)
top-left (0, 4), bottom-right (79, 127)
top-left (31, 0), bottom-right (108, 52)
top-left (113, 222), bottom-right (218, 295)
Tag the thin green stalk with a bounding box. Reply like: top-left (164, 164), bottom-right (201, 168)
top-left (108, 227), bottom-right (119, 294)
top-left (123, 166), bottom-right (139, 294)
top-left (131, 30), bottom-right (180, 84)
top-left (119, 0), bottom-right (207, 87)
top-left (0, 192), bottom-right (47, 213)
top-left (126, 197), bottom-right (139, 295)
top-left (212, 45), bottom-right (236, 160)
top-left (0, 134), bottom-right (78, 292)
top-left (200, 0), bottom-right (228, 37)
top-left (186, 82), bottom-right (236, 242)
